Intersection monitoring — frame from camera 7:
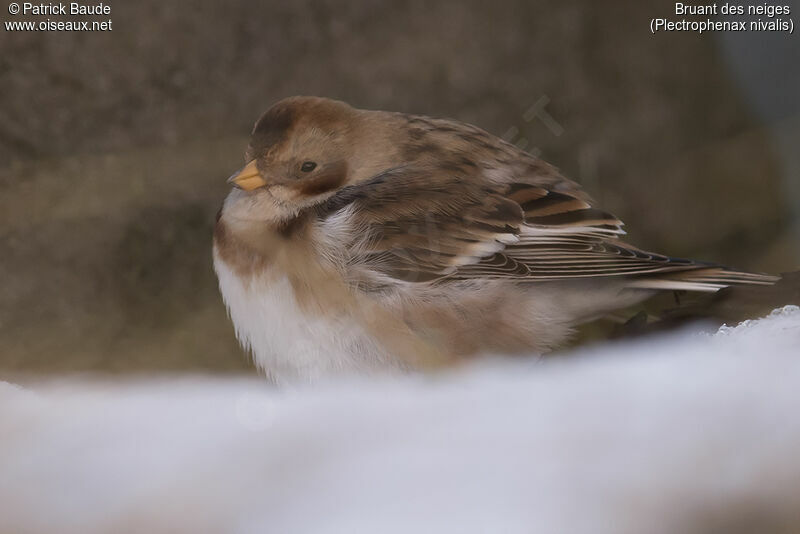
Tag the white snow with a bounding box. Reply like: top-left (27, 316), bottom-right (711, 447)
top-left (1, 306), bottom-right (799, 534)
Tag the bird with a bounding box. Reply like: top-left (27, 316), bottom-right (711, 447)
top-left (213, 96), bottom-right (778, 383)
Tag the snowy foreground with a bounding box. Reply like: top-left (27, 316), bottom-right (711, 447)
top-left (2, 307), bottom-right (800, 534)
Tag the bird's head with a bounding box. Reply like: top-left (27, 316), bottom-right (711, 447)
top-left (225, 96), bottom-right (395, 221)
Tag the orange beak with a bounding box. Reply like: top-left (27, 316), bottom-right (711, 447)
top-left (227, 160), bottom-right (267, 191)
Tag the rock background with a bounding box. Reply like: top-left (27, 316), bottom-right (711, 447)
top-left (1, 0), bottom-right (798, 373)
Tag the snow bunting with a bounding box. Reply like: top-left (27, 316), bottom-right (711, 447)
top-left (213, 96), bottom-right (777, 382)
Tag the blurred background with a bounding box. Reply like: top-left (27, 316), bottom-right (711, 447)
top-left (1, 0), bottom-right (798, 374)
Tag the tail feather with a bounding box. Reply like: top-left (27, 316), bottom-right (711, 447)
top-left (626, 266), bottom-right (780, 292)
top-left (571, 271), bottom-right (797, 345)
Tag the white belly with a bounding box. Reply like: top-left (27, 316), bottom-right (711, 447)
top-left (213, 255), bottom-right (400, 383)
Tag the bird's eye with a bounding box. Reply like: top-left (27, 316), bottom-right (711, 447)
top-left (300, 161), bottom-right (317, 172)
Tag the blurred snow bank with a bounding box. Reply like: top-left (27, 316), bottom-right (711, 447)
top-left (1, 306), bottom-right (800, 534)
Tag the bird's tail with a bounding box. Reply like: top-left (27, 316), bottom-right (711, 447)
top-left (625, 266), bottom-right (780, 292)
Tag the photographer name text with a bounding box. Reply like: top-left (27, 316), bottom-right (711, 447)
top-left (5, 2), bottom-right (112, 32)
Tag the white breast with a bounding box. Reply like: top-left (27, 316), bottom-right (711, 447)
top-left (213, 253), bottom-right (401, 383)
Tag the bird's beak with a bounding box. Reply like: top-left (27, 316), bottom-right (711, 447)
top-left (227, 160), bottom-right (267, 191)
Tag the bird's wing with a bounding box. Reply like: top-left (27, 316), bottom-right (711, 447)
top-left (315, 164), bottom-right (776, 290)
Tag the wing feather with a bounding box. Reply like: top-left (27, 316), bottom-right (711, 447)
top-left (314, 163), bottom-right (777, 290)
